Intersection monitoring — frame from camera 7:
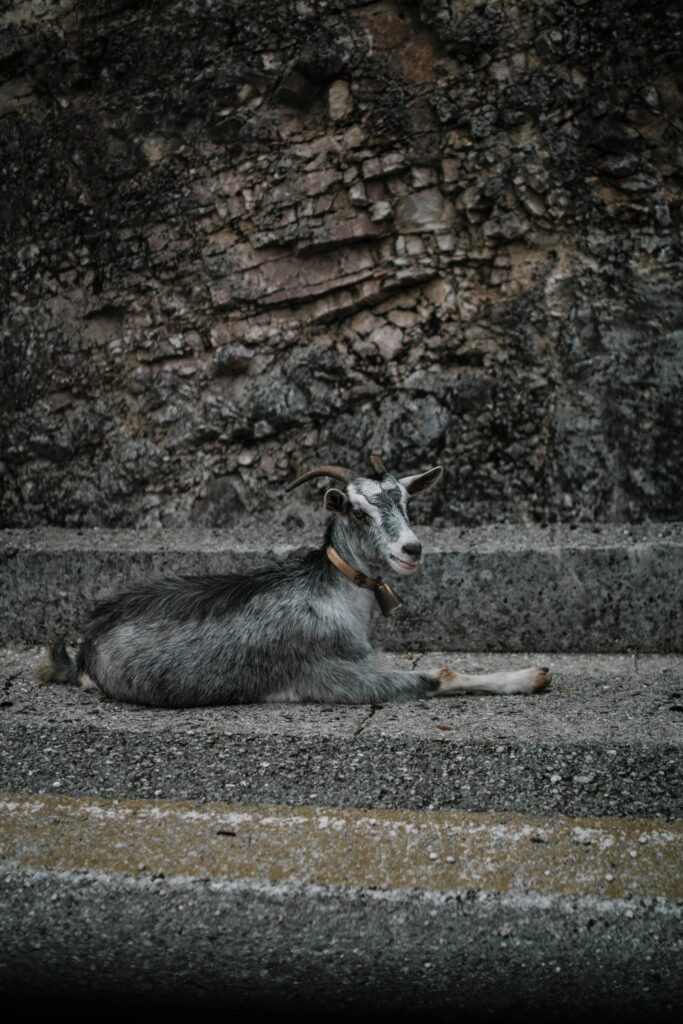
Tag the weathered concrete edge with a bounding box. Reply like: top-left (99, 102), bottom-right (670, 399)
top-left (1, 867), bottom-right (680, 1013)
top-left (2, 719), bottom-right (680, 819)
top-left (2, 526), bottom-right (683, 651)
top-left (4, 790), bottom-right (681, 901)
top-left (3, 524), bottom-right (683, 553)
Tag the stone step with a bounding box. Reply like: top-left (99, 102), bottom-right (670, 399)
top-left (2, 640), bottom-right (681, 1013)
top-left (2, 647), bottom-right (681, 819)
top-left (1, 524), bottom-right (682, 652)
top-left (1, 790), bottom-right (680, 1014)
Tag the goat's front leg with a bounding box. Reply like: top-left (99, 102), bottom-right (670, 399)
top-left (280, 656), bottom-right (441, 704)
top-left (433, 665), bottom-right (552, 696)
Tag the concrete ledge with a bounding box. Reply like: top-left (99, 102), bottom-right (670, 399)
top-left (2, 524), bottom-right (683, 652)
top-left (2, 647), bottom-right (681, 818)
top-left (1, 792), bottom-right (681, 1014)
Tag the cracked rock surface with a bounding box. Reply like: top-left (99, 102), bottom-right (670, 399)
top-left (1, 0), bottom-right (682, 528)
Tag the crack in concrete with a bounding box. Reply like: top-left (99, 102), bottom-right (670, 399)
top-left (352, 705), bottom-right (379, 738)
top-left (353, 652), bottom-right (432, 736)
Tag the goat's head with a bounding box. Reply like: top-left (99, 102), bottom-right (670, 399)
top-left (286, 454), bottom-right (442, 575)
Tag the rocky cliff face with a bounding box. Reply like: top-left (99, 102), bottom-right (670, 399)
top-left (1, 0), bottom-right (682, 529)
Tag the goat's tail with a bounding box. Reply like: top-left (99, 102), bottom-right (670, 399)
top-left (38, 637), bottom-right (79, 687)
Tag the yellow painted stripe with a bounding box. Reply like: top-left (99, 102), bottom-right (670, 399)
top-left (1, 791), bottom-right (681, 900)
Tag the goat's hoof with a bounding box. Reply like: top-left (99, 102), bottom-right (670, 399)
top-left (533, 667), bottom-right (552, 692)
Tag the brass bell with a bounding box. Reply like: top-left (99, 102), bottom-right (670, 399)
top-left (375, 581), bottom-right (404, 618)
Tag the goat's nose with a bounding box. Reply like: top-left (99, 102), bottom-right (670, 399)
top-left (402, 541), bottom-right (422, 560)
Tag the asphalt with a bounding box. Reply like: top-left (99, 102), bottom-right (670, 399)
top-left (1, 791), bottom-right (681, 1014)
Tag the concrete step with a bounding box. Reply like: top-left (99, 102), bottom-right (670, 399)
top-left (2, 641), bottom-right (681, 1013)
top-left (2, 524), bottom-right (682, 651)
top-left (1, 790), bottom-right (681, 1013)
top-left (2, 646), bottom-right (681, 818)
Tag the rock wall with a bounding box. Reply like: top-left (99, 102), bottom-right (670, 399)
top-left (1, 0), bottom-right (682, 529)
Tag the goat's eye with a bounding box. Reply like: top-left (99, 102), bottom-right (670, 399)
top-left (351, 507), bottom-right (368, 522)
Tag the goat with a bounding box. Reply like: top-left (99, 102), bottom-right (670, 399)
top-left (39, 454), bottom-right (551, 706)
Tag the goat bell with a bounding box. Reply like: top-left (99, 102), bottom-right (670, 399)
top-left (374, 581), bottom-right (404, 618)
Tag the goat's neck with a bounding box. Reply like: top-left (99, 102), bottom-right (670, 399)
top-left (326, 520), bottom-right (377, 628)
top-left (328, 520), bottom-right (379, 580)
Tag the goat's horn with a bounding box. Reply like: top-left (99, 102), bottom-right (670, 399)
top-left (368, 453), bottom-right (388, 475)
top-left (285, 464), bottom-right (354, 492)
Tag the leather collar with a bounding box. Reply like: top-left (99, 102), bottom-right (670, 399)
top-left (325, 545), bottom-right (404, 618)
top-left (326, 545), bottom-right (380, 590)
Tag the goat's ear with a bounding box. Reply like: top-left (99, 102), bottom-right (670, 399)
top-left (323, 487), bottom-right (348, 514)
top-left (399, 466), bottom-right (443, 495)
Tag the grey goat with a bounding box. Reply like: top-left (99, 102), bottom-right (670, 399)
top-left (39, 454), bottom-right (551, 706)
